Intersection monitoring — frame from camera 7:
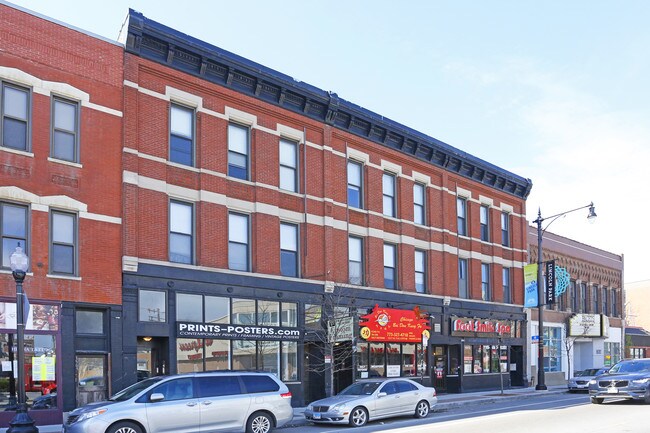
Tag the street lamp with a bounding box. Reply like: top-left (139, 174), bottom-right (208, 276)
top-left (8, 245), bottom-right (38, 433)
top-left (534, 202), bottom-right (596, 391)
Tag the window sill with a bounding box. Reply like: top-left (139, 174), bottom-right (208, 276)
top-left (46, 273), bottom-right (81, 281)
top-left (1, 147), bottom-right (33, 157)
top-left (47, 157), bottom-right (82, 168)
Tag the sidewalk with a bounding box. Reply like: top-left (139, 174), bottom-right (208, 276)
top-left (288, 385), bottom-right (568, 426)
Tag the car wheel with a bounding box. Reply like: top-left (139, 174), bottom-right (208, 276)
top-left (349, 406), bottom-right (368, 427)
top-left (591, 397), bottom-right (604, 405)
top-left (414, 400), bottom-right (430, 418)
top-left (107, 422), bottom-right (143, 433)
top-left (246, 411), bottom-right (273, 433)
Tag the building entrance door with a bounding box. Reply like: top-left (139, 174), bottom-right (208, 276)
top-left (432, 345), bottom-right (447, 392)
top-left (75, 354), bottom-right (108, 407)
top-left (137, 337), bottom-right (168, 380)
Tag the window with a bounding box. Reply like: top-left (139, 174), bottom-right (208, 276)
top-left (602, 287), bottom-right (608, 315)
top-left (382, 173), bottom-right (396, 217)
top-left (611, 289), bottom-right (618, 317)
top-left (501, 212), bottom-right (510, 247)
top-left (197, 376), bottom-right (241, 397)
top-left (503, 267), bottom-right (511, 303)
top-left (2, 83), bottom-right (30, 151)
top-left (356, 342), bottom-right (427, 379)
top-left (52, 97), bottom-right (79, 162)
top-left (279, 139), bottom-right (298, 192)
top-left (169, 201), bottom-right (193, 264)
top-left (543, 327), bottom-right (562, 372)
top-left (139, 289), bottom-right (166, 322)
top-left (459, 258), bottom-right (468, 298)
top-left (481, 263), bottom-right (491, 301)
top-left (232, 298), bottom-right (256, 325)
top-left (413, 183), bottom-right (425, 225)
top-left (257, 300), bottom-right (279, 326)
top-left (348, 236), bottom-right (363, 285)
top-left (580, 283), bottom-right (587, 313)
top-left (347, 161), bottom-right (363, 209)
top-left (1, 202), bottom-right (28, 269)
top-left (282, 341), bottom-right (298, 381)
top-left (170, 103), bottom-right (194, 166)
top-left (604, 342), bottom-right (621, 366)
top-left (570, 280), bottom-right (578, 312)
top-left (75, 310), bottom-right (104, 334)
top-left (281, 302), bottom-right (297, 327)
top-left (280, 223), bottom-right (298, 277)
top-left (205, 296), bottom-right (230, 324)
top-left (384, 243), bottom-right (397, 289)
top-left (414, 250), bottom-right (426, 293)
top-left (177, 293), bottom-right (203, 322)
top-left (592, 285), bottom-right (599, 313)
top-left (50, 210), bottom-right (77, 275)
top-left (480, 206), bottom-right (489, 241)
top-left (228, 213), bottom-right (249, 271)
top-left (457, 197), bottom-right (467, 236)
top-left (241, 375), bottom-right (280, 393)
top-left (228, 123), bottom-right (249, 180)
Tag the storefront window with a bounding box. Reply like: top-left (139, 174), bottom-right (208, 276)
top-left (402, 344), bottom-right (416, 377)
top-left (305, 304), bottom-right (322, 330)
top-left (282, 302), bottom-right (297, 327)
top-left (205, 296), bottom-right (229, 323)
top-left (282, 341), bottom-right (298, 381)
top-left (177, 338), bottom-right (205, 373)
top-left (232, 340), bottom-right (256, 369)
top-left (75, 310), bottom-right (103, 334)
top-left (386, 343), bottom-right (401, 377)
top-left (356, 344), bottom-right (368, 376)
top-left (463, 344), bottom-right (509, 374)
top-left (543, 327), bottom-right (562, 372)
top-left (205, 339), bottom-right (229, 370)
top-left (464, 345), bottom-right (472, 373)
top-left (604, 342), bottom-right (621, 366)
top-left (139, 289), bottom-right (166, 322)
top-left (370, 343), bottom-right (385, 377)
top-left (177, 293), bottom-right (202, 322)
top-left (258, 341), bottom-right (279, 375)
top-left (232, 299), bottom-right (255, 325)
top-left (490, 346), bottom-right (499, 373)
top-left (258, 301), bottom-right (279, 326)
top-left (482, 345), bottom-right (491, 373)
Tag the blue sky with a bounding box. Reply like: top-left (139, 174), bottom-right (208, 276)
top-left (8, 0), bottom-right (650, 283)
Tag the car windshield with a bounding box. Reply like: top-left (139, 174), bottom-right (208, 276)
top-left (338, 382), bottom-right (381, 396)
top-left (609, 360), bottom-right (650, 374)
top-left (109, 377), bottom-right (164, 402)
top-left (577, 369), bottom-right (599, 376)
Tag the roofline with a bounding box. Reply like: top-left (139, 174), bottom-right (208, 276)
top-left (2, 0), bottom-right (123, 47)
top-left (124, 9), bottom-right (533, 199)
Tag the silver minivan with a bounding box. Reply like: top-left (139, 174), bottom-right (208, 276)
top-left (63, 371), bottom-right (293, 433)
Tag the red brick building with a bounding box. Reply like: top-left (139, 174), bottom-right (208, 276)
top-left (120, 10), bottom-right (532, 404)
top-left (0, 2), bottom-right (123, 422)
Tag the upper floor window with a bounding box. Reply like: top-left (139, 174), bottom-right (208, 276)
top-left (414, 249), bottom-right (426, 293)
top-left (457, 197), bottom-right (467, 236)
top-left (228, 123), bottom-right (249, 180)
top-left (480, 205), bottom-right (489, 241)
top-left (382, 173), bottom-right (396, 217)
top-left (170, 103), bottom-right (194, 166)
top-left (458, 258), bottom-right (468, 298)
top-left (580, 283), bottom-right (587, 313)
top-left (592, 285), bottom-right (599, 313)
top-left (279, 139), bottom-right (298, 192)
top-left (280, 223), bottom-right (298, 277)
top-left (570, 280), bottom-right (578, 312)
top-left (347, 161), bottom-right (363, 209)
top-left (481, 263), bottom-right (491, 301)
top-left (413, 183), bottom-right (425, 225)
top-left (139, 289), bottom-right (167, 322)
top-left (611, 289), bottom-right (618, 317)
top-left (503, 267), bottom-right (511, 303)
top-left (2, 83), bottom-right (30, 152)
top-left (228, 213), bottom-right (249, 271)
top-left (348, 236), bottom-right (363, 285)
top-left (501, 212), bottom-right (510, 247)
top-left (50, 210), bottom-right (77, 275)
top-left (602, 287), bottom-right (608, 315)
top-left (384, 243), bottom-right (397, 289)
top-left (1, 202), bottom-right (28, 269)
top-left (52, 97), bottom-right (79, 162)
top-left (169, 200), bottom-right (193, 264)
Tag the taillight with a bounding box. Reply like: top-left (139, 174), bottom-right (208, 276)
top-left (281, 392), bottom-right (292, 399)
top-left (432, 389), bottom-right (437, 397)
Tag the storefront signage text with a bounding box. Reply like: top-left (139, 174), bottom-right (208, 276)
top-left (450, 317), bottom-right (515, 338)
top-left (359, 305), bottom-right (430, 343)
top-left (177, 322), bottom-right (302, 340)
top-left (568, 314), bottom-right (603, 337)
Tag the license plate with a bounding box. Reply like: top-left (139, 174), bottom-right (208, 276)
top-left (607, 387), bottom-right (619, 394)
top-left (313, 413), bottom-right (321, 420)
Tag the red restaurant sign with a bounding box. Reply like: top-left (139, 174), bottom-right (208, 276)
top-left (359, 305), bottom-right (431, 343)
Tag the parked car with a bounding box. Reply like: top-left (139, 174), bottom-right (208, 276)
top-left (304, 378), bottom-right (437, 427)
top-left (32, 392), bottom-right (57, 409)
top-left (588, 358), bottom-right (650, 404)
top-left (567, 367), bottom-right (609, 392)
top-left (64, 371), bottom-right (293, 433)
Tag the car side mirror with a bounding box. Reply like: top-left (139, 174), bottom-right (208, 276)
top-left (150, 393), bottom-right (165, 402)
top-left (377, 392), bottom-right (387, 398)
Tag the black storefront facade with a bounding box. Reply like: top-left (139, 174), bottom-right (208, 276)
top-left (121, 263), bottom-right (528, 406)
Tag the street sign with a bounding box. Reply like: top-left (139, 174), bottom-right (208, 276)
top-left (327, 316), bottom-right (354, 342)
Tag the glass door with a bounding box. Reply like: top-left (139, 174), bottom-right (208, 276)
top-left (75, 354), bottom-right (107, 407)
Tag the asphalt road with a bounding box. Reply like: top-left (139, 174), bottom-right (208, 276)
top-left (281, 392), bottom-right (647, 433)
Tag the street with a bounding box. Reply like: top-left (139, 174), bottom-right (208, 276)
top-left (282, 393), bottom-right (647, 433)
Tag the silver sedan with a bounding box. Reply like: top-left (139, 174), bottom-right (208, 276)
top-left (304, 378), bottom-right (437, 427)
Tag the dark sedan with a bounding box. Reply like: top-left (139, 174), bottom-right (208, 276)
top-left (588, 358), bottom-right (650, 404)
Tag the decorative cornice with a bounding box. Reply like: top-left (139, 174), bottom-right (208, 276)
top-left (125, 10), bottom-right (533, 199)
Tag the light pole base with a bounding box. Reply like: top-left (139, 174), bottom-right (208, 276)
top-left (7, 403), bottom-right (39, 433)
top-left (535, 384), bottom-right (548, 391)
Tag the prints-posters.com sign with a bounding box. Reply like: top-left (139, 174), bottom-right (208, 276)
top-left (177, 322), bottom-right (302, 340)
